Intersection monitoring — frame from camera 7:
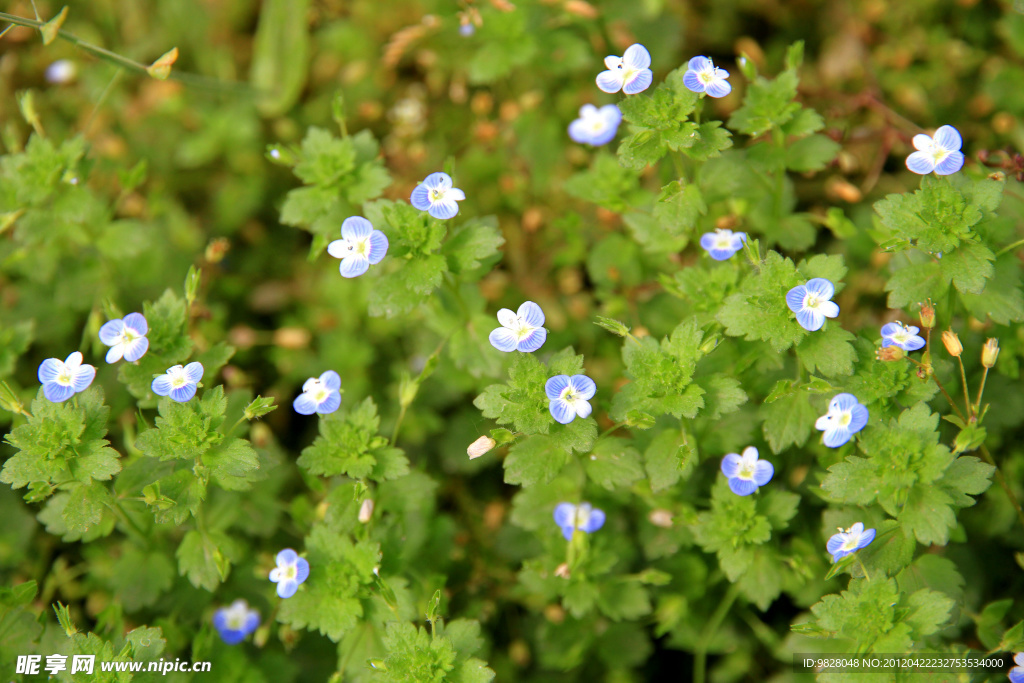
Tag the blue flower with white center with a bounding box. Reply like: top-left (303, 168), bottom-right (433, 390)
top-left (699, 228), bottom-right (747, 260)
top-left (293, 370), bottom-right (342, 415)
top-left (720, 446), bottom-right (774, 496)
top-left (815, 393), bottom-right (869, 448)
top-left (682, 56), bottom-right (732, 98)
top-left (786, 278), bottom-right (840, 332)
top-left (596, 43), bottom-right (653, 95)
top-left (880, 321), bottom-right (925, 352)
top-left (568, 104), bottom-right (622, 146)
top-left (151, 362), bottom-right (204, 403)
top-left (213, 599), bottom-right (260, 645)
top-left (410, 172), bottom-right (466, 220)
top-left (1009, 652), bottom-right (1024, 683)
top-left (269, 548), bottom-right (310, 599)
top-left (327, 216), bottom-right (389, 278)
top-left (553, 502), bottom-right (606, 541)
top-left (905, 125), bottom-right (964, 176)
top-left (488, 301), bottom-right (547, 353)
top-left (98, 313), bottom-right (150, 363)
top-left (826, 522), bottom-right (876, 563)
top-left (38, 351), bottom-right (96, 403)
top-left (545, 374), bottom-right (596, 424)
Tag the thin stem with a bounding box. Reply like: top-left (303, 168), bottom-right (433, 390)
top-left (0, 11), bottom-right (254, 95)
top-left (857, 556), bottom-right (871, 581)
top-left (995, 237), bottom-right (1024, 258)
top-left (390, 403), bottom-right (408, 445)
top-left (956, 357), bottom-right (973, 420)
top-left (0, 24), bottom-right (15, 40)
top-left (695, 582), bottom-right (740, 683)
top-left (84, 67), bottom-right (123, 136)
top-left (108, 499), bottom-right (149, 546)
top-left (598, 422), bottom-right (625, 439)
top-left (974, 367), bottom-right (989, 416)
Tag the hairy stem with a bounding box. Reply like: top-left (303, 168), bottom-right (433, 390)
top-left (695, 581), bottom-right (740, 683)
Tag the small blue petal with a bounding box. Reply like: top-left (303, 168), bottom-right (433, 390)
top-left (804, 278), bottom-right (835, 299)
top-left (728, 477), bottom-right (758, 496)
top-left (682, 70), bottom-right (705, 93)
top-left (99, 319), bottom-right (125, 345)
top-left (320, 371), bottom-right (342, 391)
top-left (340, 254), bottom-right (370, 278)
top-left (277, 548), bottom-right (299, 565)
top-left (705, 79), bottom-right (731, 98)
top-left (570, 375), bottom-right (597, 400)
top-left (581, 508), bottom-right (606, 533)
top-left (317, 391), bottom-right (341, 414)
top-left (429, 198), bottom-right (460, 220)
top-left (410, 185), bottom-right (431, 210)
top-left (688, 56), bottom-right (711, 72)
top-left (38, 358), bottom-right (63, 384)
top-left (277, 579), bottom-right (298, 599)
top-left (341, 216), bottom-right (373, 241)
top-left (295, 558), bottom-right (310, 584)
top-left (753, 460), bottom-right (774, 486)
top-left (152, 375), bottom-right (173, 396)
top-left (488, 328), bottom-right (518, 352)
top-left (516, 328), bottom-right (547, 353)
top-left (184, 362), bottom-right (205, 383)
top-left (43, 382), bottom-right (75, 403)
top-left (622, 44), bottom-right (651, 70)
top-left (933, 125), bottom-right (962, 152)
top-left (518, 301), bottom-right (545, 327)
top-left (857, 527), bottom-right (876, 549)
top-left (293, 393), bottom-right (318, 415)
top-left (244, 612), bottom-right (260, 634)
top-left (720, 453), bottom-right (742, 477)
top-left (549, 398), bottom-right (576, 424)
top-left (423, 172), bottom-right (452, 190)
top-left (785, 286), bottom-right (806, 313)
top-left (823, 425), bottom-right (852, 448)
top-left (934, 151), bottom-right (964, 176)
top-left (170, 384), bottom-right (197, 403)
top-left (830, 393), bottom-right (859, 412)
top-left (848, 404), bottom-right (869, 433)
top-left (123, 336), bottom-right (149, 362)
top-left (560, 524), bottom-right (575, 541)
top-left (709, 247), bottom-right (736, 261)
top-left (826, 534), bottom-right (845, 557)
top-left (123, 312), bottom-right (148, 335)
top-left (367, 231), bottom-right (389, 264)
top-left (622, 69), bottom-right (653, 95)
top-left (906, 151), bottom-right (935, 175)
top-left (545, 375), bottom-right (570, 400)
top-left (596, 70), bottom-right (623, 93)
top-left (796, 308), bottom-right (824, 331)
top-left (553, 503), bottom-right (575, 528)
top-left (880, 322), bottom-right (901, 338)
top-left (70, 364), bottom-right (95, 393)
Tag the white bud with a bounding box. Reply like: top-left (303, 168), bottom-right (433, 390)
top-left (358, 498), bottom-right (374, 523)
top-left (467, 435), bottom-right (496, 459)
top-left (648, 509), bottom-right (673, 528)
top-left (45, 60), bottom-right (77, 84)
top-left (554, 563), bottom-right (571, 579)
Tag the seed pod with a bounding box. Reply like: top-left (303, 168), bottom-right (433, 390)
top-left (942, 330), bottom-right (963, 357)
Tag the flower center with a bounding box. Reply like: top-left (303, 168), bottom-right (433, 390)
top-left (838, 411), bottom-right (852, 427)
top-left (715, 237), bottom-right (733, 249)
top-left (804, 292), bottom-right (821, 310)
top-left (573, 507), bottom-right (590, 529)
top-left (700, 69), bottom-right (714, 84)
top-left (170, 370), bottom-right (188, 388)
top-left (560, 386), bottom-right (578, 403)
top-left (929, 143), bottom-right (949, 163)
top-left (430, 188), bottom-right (444, 202)
top-left (56, 370), bottom-right (73, 386)
top-left (738, 465), bottom-right (754, 480)
top-left (840, 535), bottom-right (859, 551)
top-left (513, 317), bottom-right (536, 340)
top-left (283, 565), bottom-right (297, 580)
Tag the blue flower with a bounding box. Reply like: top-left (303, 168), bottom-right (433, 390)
top-left (906, 125), bottom-right (964, 176)
top-left (826, 522), bottom-right (876, 563)
top-left (699, 228), bottom-right (747, 260)
top-left (213, 599), bottom-right (260, 645)
top-left (1009, 652), bottom-right (1024, 683)
top-left (152, 362), bottom-right (204, 403)
top-left (269, 548), bottom-right (310, 599)
top-left (596, 43), bottom-right (653, 95)
top-left (786, 278), bottom-right (840, 331)
top-left (553, 502), bottom-right (606, 541)
top-left (293, 370), bottom-right (342, 415)
top-left (815, 393), bottom-right (869, 448)
top-left (410, 172), bottom-right (465, 220)
top-left (568, 104), bottom-right (622, 146)
top-left (488, 301), bottom-right (547, 353)
top-left (880, 321), bottom-right (925, 352)
top-left (545, 374), bottom-right (596, 424)
top-left (720, 446), bottom-right (774, 496)
top-left (99, 313), bottom-right (149, 363)
top-left (327, 217), bottom-right (389, 278)
top-left (38, 351), bottom-right (95, 403)
top-left (682, 56), bottom-right (732, 98)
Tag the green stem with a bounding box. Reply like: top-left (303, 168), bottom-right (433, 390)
top-left (857, 556), bottom-right (871, 581)
top-left (84, 67), bottom-right (123, 136)
top-left (995, 237), bottom-right (1024, 258)
top-left (108, 499), bottom-right (149, 546)
top-left (0, 11), bottom-right (253, 94)
top-left (956, 357), bottom-right (973, 420)
top-left (390, 403), bottom-right (408, 445)
top-left (598, 422), bottom-right (625, 439)
top-left (695, 582), bottom-right (740, 683)
top-left (974, 366), bottom-right (989, 415)
top-left (979, 444), bottom-right (1024, 532)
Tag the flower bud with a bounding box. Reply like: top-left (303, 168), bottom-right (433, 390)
top-left (919, 301), bottom-right (935, 329)
top-left (554, 563), bottom-right (571, 579)
top-left (982, 338), bottom-right (1000, 368)
top-left (942, 330), bottom-right (962, 357)
top-left (358, 498), bottom-right (374, 523)
top-left (467, 435), bottom-right (496, 459)
top-left (876, 346), bottom-right (905, 362)
top-left (648, 509), bottom-right (673, 528)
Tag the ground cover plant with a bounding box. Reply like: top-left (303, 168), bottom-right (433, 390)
top-left (2, 0), bottom-right (1024, 681)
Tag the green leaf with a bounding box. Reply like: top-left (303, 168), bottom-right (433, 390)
top-left (760, 390), bottom-right (816, 453)
top-left (693, 478), bottom-right (774, 581)
top-left (785, 134), bottom-right (840, 172)
top-left (297, 398), bottom-right (408, 482)
top-left (503, 436), bottom-right (569, 488)
top-left (728, 69), bottom-right (800, 136)
top-left (62, 481), bottom-right (111, 534)
top-left (250, 0), bottom-right (310, 115)
top-left (644, 428), bottom-right (697, 492)
top-left (443, 216), bottom-right (504, 275)
top-left (716, 251), bottom-right (807, 352)
top-left (564, 153), bottom-right (646, 213)
top-left (585, 438), bottom-right (644, 490)
top-left (795, 324), bottom-right (857, 377)
top-left (176, 528), bottom-right (233, 591)
top-left (474, 352), bottom-right (556, 436)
